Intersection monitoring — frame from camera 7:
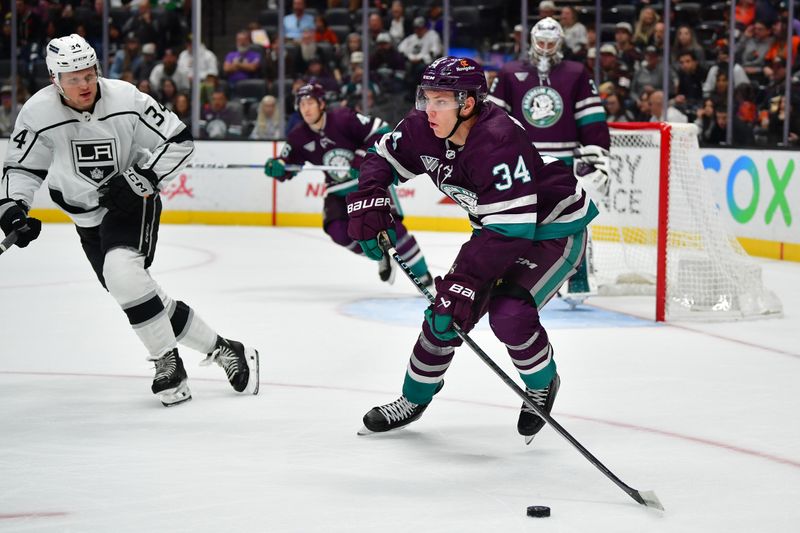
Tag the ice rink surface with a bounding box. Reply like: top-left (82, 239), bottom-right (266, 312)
top-left (1, 224), bottom-right (798, 533)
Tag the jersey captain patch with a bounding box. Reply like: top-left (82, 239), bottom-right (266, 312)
top-left (521, 86), bottom-right (563, 128)
top-left (70, 139), bottom-right (119, 185)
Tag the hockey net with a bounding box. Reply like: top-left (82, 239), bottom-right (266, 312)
top-left (589, 122), bottom-right (782, 321)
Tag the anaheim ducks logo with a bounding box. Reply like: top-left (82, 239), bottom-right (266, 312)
top-left (322, 148), bottom-right (354, 182)
top-left (521, 86), bottom-right (563, 128)
top-left (441, 183), bottom-right (477, 215)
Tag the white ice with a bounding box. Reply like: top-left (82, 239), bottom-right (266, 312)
top-left (1, 224), bottom-right (799, 532)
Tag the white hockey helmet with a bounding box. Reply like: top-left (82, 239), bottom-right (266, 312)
top-left (530, 17), bottom-right (564, 63)
top-left (46, 34), bottom-right (99, 94)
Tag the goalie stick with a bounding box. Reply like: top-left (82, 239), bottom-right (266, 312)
top-left (0, 230), bottom-right (18, 256)
top-left (187, 162), bottom-right (350, 173)
top-left (377, 232), bottom-right (664, 512)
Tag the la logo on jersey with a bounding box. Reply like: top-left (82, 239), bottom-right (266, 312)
top-left (71, 139), bottom-right (119, 185)
top-left (521, 86), bottom-right (563, 128)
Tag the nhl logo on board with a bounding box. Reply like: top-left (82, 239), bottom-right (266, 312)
top-left (70, 139), bottom-right (119, 185)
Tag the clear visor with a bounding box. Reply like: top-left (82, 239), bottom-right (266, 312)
top-left (415, 87), bottom-right (462, 111)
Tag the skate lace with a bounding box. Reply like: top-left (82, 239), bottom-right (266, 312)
top-left (153, 354), bottom-right (176, 381)
top-left (201, 344), bottom-right (239, 381)
top-left (521, 386), bottom-right (549, 415)
top-left (377, 396), bottom-right (418, 423)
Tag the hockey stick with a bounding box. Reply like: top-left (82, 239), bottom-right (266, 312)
top-left (377, 232), bottom-right (664, 511)
top-left (0, 230), bottom-right (18, 256)
top-left (187, 162), bottom-right (350, 173)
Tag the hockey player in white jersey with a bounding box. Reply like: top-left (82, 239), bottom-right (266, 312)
top-left (0, 34), bottom-right (259, 406)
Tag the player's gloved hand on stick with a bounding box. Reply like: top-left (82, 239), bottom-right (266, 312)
top-left (346, 187), bottom-right (396, 260)
top-left (0, 199), bottom-right (42, 248)
top-left (573, 145), bottom-right (610, 196)
top-left (98, 166), bottom-right (157, 215)
top-left (424, 273), bottom-right (478, 341)
top-left (264, 159), bottom-right (291, 181)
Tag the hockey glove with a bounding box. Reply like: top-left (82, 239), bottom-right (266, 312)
top-left (573, 145), bottom-right (610, 197)
top-left (264, 159), bottom-right (292, 181)
top-left (0, 199), bottom-right (42, 248)
top-left (98, 166), bottom-right (158, 215)
top-left (424, 274), bottom-right (478, 341)
top-left (346, 187), bottom-right (396, 260)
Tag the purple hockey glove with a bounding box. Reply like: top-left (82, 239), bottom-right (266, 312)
top-left (424, 273), bottom-right (478, 341)
top-left (346, 187), bottom-right (395, 260)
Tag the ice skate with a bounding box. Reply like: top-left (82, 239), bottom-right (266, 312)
top-left (149, 348), bottom-right (192, 407)
top-left (358, 381), bottom-right (444, 435)
top-left (201, 336), bottom-right (260, 395)
top-left (378, 252), bottom-right (396, 284)
top-left (518, 373), bottom-right (560, 445)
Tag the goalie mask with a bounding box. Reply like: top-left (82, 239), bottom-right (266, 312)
top-left (530, 17), bottom-right (564, 75)
top-left (46, 34), bottom-right (100, 97)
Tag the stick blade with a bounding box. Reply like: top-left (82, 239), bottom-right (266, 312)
top-left (635, 490), bottom-right (664, 511)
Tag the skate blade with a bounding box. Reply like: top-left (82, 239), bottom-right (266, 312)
top-left (524, 434), bottom-right (535, 445)
top-left (245, 347), bottom-right (260, 396)
top-left (158, 380), bottom-right (192, 407)
top-left (357, 425), bottom-right (406, 436)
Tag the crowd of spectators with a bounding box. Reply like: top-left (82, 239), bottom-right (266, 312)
top-left (2, 0), bottom-right (799, 146)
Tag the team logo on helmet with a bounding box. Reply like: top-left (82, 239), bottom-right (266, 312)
top-left (521, 86), bottom-right (563, 128)
top-left (440, 183), bottom-right (477, 214)
top-left (71, 139), bottom-right (119, 185)
top-left (322, 148), bottom-right (354, 182)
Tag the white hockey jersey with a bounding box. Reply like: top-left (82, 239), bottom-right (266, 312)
top-left (2, 78), bottom-right (194, 227)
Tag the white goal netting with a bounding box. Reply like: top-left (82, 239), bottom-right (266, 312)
top-left (589, 123), bottom-right (782, 321)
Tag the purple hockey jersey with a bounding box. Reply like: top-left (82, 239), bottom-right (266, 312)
top-left (487, 59), bottom-right (609, 164)
top-left (358, 103), bottom-right (598, 286)
top-left (281, 107), bottom-right (389, 195)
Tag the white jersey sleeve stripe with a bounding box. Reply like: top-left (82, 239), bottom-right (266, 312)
top-left (486, 94), bottom-right (511, 111)
top-left (575, 106), bottom-right (605, 120)
top-left (376, 133), bottom-right (417, 182)
top-left (575, 96), bottom-right (602, 109)
top-left (476, 194), bottom-right (537, 215)
top-left (481, 212), bottom-right (537, 226)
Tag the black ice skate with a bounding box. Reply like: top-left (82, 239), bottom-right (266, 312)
top-left (517, 373), bottom-right (560, 445)
top-left (378, 252), bottom-right (396, 284)
top-left (150, 348), bottom-right (192, 407)
top-left (358, 381), bottom-right (444, 435)
top-left (201, 336), bottom-right (260, 395)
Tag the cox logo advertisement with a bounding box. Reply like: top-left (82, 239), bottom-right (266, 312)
top-left (702, 150), bottom-right (797, 243)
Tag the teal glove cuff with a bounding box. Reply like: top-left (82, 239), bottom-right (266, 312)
top-left (348, 167), bottom-right (359, 180)
top-left (358, 228), bottom-right (396, 261)
top-left (424, 308), bottom-right (459, 341)
top-left (264, 159), bottom-right (286, 178)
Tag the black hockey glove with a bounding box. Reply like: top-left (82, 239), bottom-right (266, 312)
top-left (0, 198), bottom-right (42, 248)
top-left (98, 166), bottom-right (158, 215)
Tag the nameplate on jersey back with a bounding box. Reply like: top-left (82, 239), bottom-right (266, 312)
top-left (71, 139), bottom-right (120, 185)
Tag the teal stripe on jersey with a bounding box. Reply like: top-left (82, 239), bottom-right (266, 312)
top-left (576, 112), bottom-right (607, 127)
top-left (531, 230), bottom-right (586, 306)
top-left (519, 359), bottom-right (557, 390)
top-left (554, 155), bottom-right (574, 166)
top-left (485, 223), bottom-right (536, 240)
top-left (402, 373), bottom-right (441, 405)
top-left (534, 202), bottom-right (599, 241)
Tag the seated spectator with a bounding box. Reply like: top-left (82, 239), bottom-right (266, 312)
top-left (648, 90), bottom-right (688, 123)
top-left (737, 19), bottom-right (774, 78)
top-left (599, 44), bottom-right (624, 86)
top-left (386, 1), bottom-right (410, 45)
top-left (159, 78), bottom-right (178, 111)
top-left (109, 34), bottom-right (143, 80)
top-left (426, 1), bottom-right (453, 43)
top-left (631, 46), bottom-right (674, 101)
top-left (398, 16), bottom-right (442, 96)
top-left (536, 1), bottom-right (557, 23)
top-left (314, 15), bottom-right (339, 45)
top-left (121, 1), bottom-right (162, 52)
top-left (177, 34), bottom-right (220, 86)
top-left (703, 40), bottom-right (750, 98)
top-left (174, 92), bottom-right (191, 128)
top-left (340, 32), bottom-right (363, 75)
top-left (201, 89), bottom-right (244, 139)
top-left (633, 6), bottom-right (660, 48)
top-left (652, 22), bottom-right (666, 55)
top-left (0, 84), bottom-right (16, 137)
top-left (223, 30), bottom-right (263, 87)
top-left (674, 50), bottom-right (707, 115)
top-left (340, 51), bottom-right (381, 105)
top-left (250, 95), bottom-right (282, 140)
top-left (150, 48), bottom-right (190, 93)
top-left (635, 87), bottom-right (654, 121)
top-left (705, 105), bottom-right (756, 145)
top-left (671, 26), bottom-right (705, 68)
top-left (370, 32), bottom-right (406, 93)
top-left (137, 78), bottom-right (154, 97)
top-left (306, 57), bottom-right (340, 93)
top-left (764, 17), bottom-right (800, 68)
top-left (297, 28), bottom-right (319, 70)
top-left (604, 92), bottom-right (635, 123)
top-left (695, 98), bottom-right (718, 143)
top-left (133, 42), bottom-right (159, 83)
top-left (762, 95), bottom-right (800, 145)
top-left (284, 0), bottom-right (315, 42)
top-left (614, 22), bottom-right (641, 71)
top-left (368, 13), bottom-right (385, 45)
top-left (561, 6), bottom-right (588, 58)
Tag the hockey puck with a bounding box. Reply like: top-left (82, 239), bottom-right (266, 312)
top-left (526, 505), bottom-right (551, 518)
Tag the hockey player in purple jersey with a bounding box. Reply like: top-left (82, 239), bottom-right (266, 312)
top-left (264, 83), bottom-right (432, 285)
top-left (487, 17), bottom-right (611, 308)
top-left (346, 57), bottom-right (598, 444)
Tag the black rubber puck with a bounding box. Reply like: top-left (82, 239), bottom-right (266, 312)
top-left (526, 505), bottom-right (551, 517)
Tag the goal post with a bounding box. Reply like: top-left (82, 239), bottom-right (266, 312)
top-left (589, 122), bottom-right (782, 321)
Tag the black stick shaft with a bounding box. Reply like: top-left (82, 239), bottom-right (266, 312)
top-left (377, 232), bottom-right (659, 509)
top-left (0, 230), bottom-right (18, 256)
